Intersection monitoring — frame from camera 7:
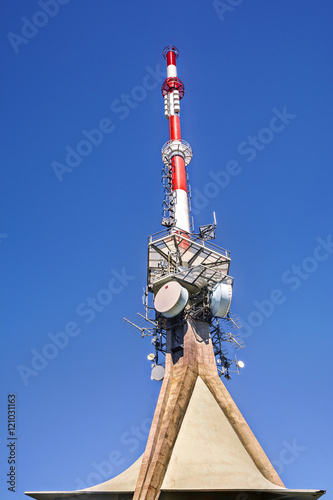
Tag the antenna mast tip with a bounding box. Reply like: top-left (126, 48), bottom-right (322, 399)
top-left (162, 45), bottom-right (179, 59)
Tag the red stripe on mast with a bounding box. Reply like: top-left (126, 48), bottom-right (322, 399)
top-left (166, 50), bottom-right (176, 67)
top-left (172, 156), bottom-right (187, 191)
top-left (169, 115), bottom-right (181, 141)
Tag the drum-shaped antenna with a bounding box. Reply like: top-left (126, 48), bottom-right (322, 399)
top-left (154, 280), bottom-right (189, 318)
top-left (209, 282), bottom-right (232, 318)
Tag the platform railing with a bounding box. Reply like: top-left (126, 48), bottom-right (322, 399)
top-left (148, 227), bottom-right (231, 259)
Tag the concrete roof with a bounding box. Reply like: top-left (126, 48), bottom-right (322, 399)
top-left (161, 377), bottom-right (283, 490)
top-left (25, 378), bottom-right (325, 500)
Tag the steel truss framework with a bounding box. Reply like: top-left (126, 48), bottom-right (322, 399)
top-left (124, 228), bottom-right (244, 380)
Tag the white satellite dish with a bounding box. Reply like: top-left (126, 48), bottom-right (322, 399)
top-left (154, 280), bottom-right (189, 318)
top-left (209, 282), bottom-right (232, 318)
top-left (151, 364), bottom-right (165, 381)
top-left (237, 360), bottom-right (245, 368)
top-left (147, 353), bottom-right (155, 361)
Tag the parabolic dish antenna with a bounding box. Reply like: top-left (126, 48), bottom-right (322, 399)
top-left (154, 280), bottom-right (189, 318)
top-left (209, 282), bottom-right (232, 318)
top-left (147, 353), bottom-right (155, 361)
top-left (151, 364), bottom-right (165, 381)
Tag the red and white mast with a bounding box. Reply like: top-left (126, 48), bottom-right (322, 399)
top-left (161, 45), bottom-right (192, 234)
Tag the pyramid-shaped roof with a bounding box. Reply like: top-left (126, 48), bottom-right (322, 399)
top-left (26, 376), bottom-right (325, 500)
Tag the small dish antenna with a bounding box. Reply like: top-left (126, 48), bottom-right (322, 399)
top-left (147, 353), bottom-right (155, 361)
top-left (151, 364), bottom-right (165, 381)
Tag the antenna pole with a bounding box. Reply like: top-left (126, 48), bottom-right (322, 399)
top-left (162, 46), bottom-right (191, 234)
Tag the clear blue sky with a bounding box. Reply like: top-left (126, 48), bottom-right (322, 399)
top-left (1, 1), bottom-right (332, 499)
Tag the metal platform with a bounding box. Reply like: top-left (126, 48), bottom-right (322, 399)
top-left (161, 139), bottom-right (193, 166)
top-left (147, 229), bottom-right (231, 291)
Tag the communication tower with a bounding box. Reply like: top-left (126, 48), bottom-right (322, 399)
top-left (26, 46), bottom-right (325, 500)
